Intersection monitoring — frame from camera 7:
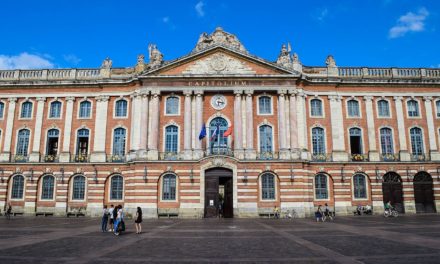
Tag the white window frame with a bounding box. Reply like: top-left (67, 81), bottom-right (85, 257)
top-left (346, 98), bottom-right (362, 118)
top-left (9, 174), bottom-right (26, 201)
top-left (14, 127), bottom-right (32, 156)
top-left (375, 98), bottom-right (392, 119)
top-left (162, 123), bottom-right (181, 153)
top-left (110, 126), bottom-right (128, 156)
top-left (39, 174), bottom-right (56, 201)
top-left (164, 95), bottom-right (181, 116)
top-left (73, 127), bottom-right (92, 156)
top-left (43, 127), bottom-right (61, 156)
top-left (352, 173), bottom-right (369, 201)
top-left (113, 98), bottom-right (129, 119)
top-left (18, 99), bottom-right (35, 120)
top-left (347, 126), bottom-right (365, 155)
top-left (435, 99), bottom-right (440, 119)
top-left (310, 126), bottom-right (327, 155)
top-left (259, 172), bottom-right (277, 201)
top-left (406, 98), bottom-right (422, 119)
top-left (160, 173), bottom-right (178, 202)
top-left (378, 126), bottom-right (396, 155)
top-left (257, 123), bottom-right (276, 153)
top-left (70, 174), bottom-right (87, 201)
top-left (77, 99), bottom-right (93, 119)
top-left (309, 97), bottom-right (325, 118)
top-left (47, 99), bottom-right (63, 120)
top-left (0, 100), bottom-right (6, 120)
top-left (108, 174), bottom-right (124, 202)
top-left (408, 126), bottom-right (426, 155)
top-left (314, 173), bottom-right (330, 201)
top-left (257, 94), bottom-right (273, 116)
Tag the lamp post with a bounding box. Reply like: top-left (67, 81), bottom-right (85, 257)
top-left (60, 167), bottom-right (65, 183)
top-left (93, 165), bottom-right (98, 183)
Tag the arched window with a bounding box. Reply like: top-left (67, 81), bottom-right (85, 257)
top-left (113, 128), bottom-right (126, 156)
top-left (410, 127), bottom-right (424, 155)
top-left (380, 128), bottom-right (394, 154)
top-left (377, 100), bottom-right (390, 117)
top-left (21, 101), bottom-right (32, 118)
top-left (436, 100), bottom-right (440, 118)
top-left (259, 125), bottom-right (273, 154)
top-left (258, 96), bottom-right (271, 114)
top-left (310, 99), bottom-right (323, 117)
top-left (162, 174), bottom-right (176, 200)
top-left (16, 129), bottom-right (30, 156)
top-left (349, 128), bottom-right (363, 155)
top-left (353, 174), bottom-right (367, 199)
top-left (347, 100), bottom-right (360, 117)
top-left (50, 101), bottom-right (62, 118)
top-left (115, 99), bottom-right (127, 117)
top-left (261, 173), bottom-right (275, 200)
top-left (11, 175), bottom-right (24, 199)
top-left (41, 175), bottom-right (55, 200)
top-left (110, 175), bottom-right (123, 200)
top-left (72, 175), bottom-right (86, 200)
top-left (79, 101), bottom-right (91, 118)
top-left (407, 100), bottom-right (419, 117)
top-left (165, 96), bottom-right (179, 115)
top-left (165, 125), bottom-right (178, 153)
top-left (210, 117), bottom-right (228, 154)
top-left (0, 102), bottom-right (4, 118)
top-left (312, 127), bottom-right (325, 154)
top-left (315, 174), bottom-right (328, 199)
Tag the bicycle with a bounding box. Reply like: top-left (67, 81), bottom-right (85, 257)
top-left (384, 207), bottom-right (398, 218)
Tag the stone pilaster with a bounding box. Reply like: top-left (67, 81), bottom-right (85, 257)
top-left (277, 89), bottom-right (289, 159)
top-left (0, 98), bottom-right (17, 161)
top-left (289, 89), bottom-right (299, 159)
top-left (233, 90), bottom-right (244, 159)
top-left (60, 97), bottom-right (75, 162)
top-left (296, 90), bottom-right (309, 160)
top-left (193, 90), bottom-right (204, 159)
top-left (29, 97), bottom-right (46, 162)
top-left (394, 96), bottom-right (410, 161)
top-left (90, 95), bottom-right (109, 162)
top-left (147, 90), bottom-right (160, 160)
top-left (245, 90), bottom-right (256, 159)
top-left (138, 91), bottom-right (150, 159)
top-left (329, 95), bottom-right (348, 161)
top-left (183, 90), bottom-right (193, 160)
top-left (423, 96), bottom-right (440, 160)
top-left (129, 92), bottom-right (142, 160)
top-left (364, 96), bottom-right (379, 161)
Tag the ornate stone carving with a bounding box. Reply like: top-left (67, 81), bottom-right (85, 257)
top-left (148, 44), bottom-right (163, 68)
top-left (182, 52), bottom-right (255, 75)
top-left (325, 55), bottom-right (336, 67)
top-left (194, 27), bottom-right (247, 53)
top-left (276, 43), bottom-right (293, 69)
top-left (101, 57), bottom-right (112, 69)
top-left (135, 54), bottom-right (146, 73)
top-left (211, 157), bottom-right (225, 167)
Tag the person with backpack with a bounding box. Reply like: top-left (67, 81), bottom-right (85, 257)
top-left (101, 205), bottom-right (109, 232)
top-left (134, 207), bottom-right (142, 234)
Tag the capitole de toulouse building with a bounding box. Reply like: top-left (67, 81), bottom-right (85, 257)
top-left (0, 27), bottom-right (439, 218)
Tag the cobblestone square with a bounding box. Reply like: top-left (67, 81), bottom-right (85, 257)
top-left (1, 215), bottom-right (440, 263)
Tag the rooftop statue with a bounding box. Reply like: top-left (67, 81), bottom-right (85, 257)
top-left (276, 43), bottom-right (293, 69)
top-left (148, 44), bottom-right (163, 68)
top-left (101, 57), bottom-right (112, 69)
top-left (325, 55), bottom-right (336, 67)
top-left (135, 54), bottom-right (146, 73)
top-left (194, 27), bottom-right (247, 53)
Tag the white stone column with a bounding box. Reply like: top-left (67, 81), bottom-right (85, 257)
top-left (183, 90), bottom-right (193, 159)
top-left (296, 90), bottom-right (309, 159)
top-left (29, 97), bottom-right (46, 162)
top-left (423, 96), bottom-right (440, 160)
top-left (138, 91), bottom-right (150, 159)
top-left (60, 97), bottom-right (75, 162)
top-left (147, 90), bottom-right (160, 160)
top-left (90, 95), bottom-right (109, 162)
top-left (394, 96), bottom-right (410, 161)
top-left (0, 98), bottom-right (17, 161)
top-left (129, 93), bottom-right (142, 160)
top-left (193, 90), bottom-right (204, 159)
top-left (364, 96), bottom-right (379, 161)
top-left (245, 90), bottom-right (256, 159)
top-left (233, 90), bottom-right (244, 159)
top-left (329, 95), bottom-right (348, 161)
top-left (278, 89), bottom-right (289, 159)
top-left (289, 89), bottom-right (299, 159)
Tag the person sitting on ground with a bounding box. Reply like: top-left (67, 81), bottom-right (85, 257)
top-left (315, 205), bottom-right (323, 222)
top-left (273, 206), bottom-right (280, 219)
top-left (324, 203), bottom-right (333, 221)
top-left (364, 204), bottom-right (372, 215)
top-left (355, 205), bottom-right (362, 215)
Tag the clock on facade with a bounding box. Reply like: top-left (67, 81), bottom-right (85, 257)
top-left (211, 94), bottom-right (227, 110)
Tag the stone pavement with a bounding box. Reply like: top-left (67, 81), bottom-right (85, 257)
top-left (0, 215), bottom-right (440, 263)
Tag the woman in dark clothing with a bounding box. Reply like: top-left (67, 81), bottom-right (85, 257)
top-left (134, 207), bottom-right (142, 234)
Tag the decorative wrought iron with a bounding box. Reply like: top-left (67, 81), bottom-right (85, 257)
top-left (413, 171), bottom-right (432, 182)
top-left (380, 153), bottom-right (399, 162)
top-left (375, 166), bottom-right (382, 182)
top-left (383, 172), bottom-right (401, 183)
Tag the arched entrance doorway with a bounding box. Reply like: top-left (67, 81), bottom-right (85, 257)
top-left (414, 171), bottom-right (436, 213)
top-left (382, 172), bottom-right (404, 213)
top-left (204, 167), bottom-right (233, 218)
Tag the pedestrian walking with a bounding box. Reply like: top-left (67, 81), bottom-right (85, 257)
top-left (315, 205), bottom-right (323, 222)
top-left (108, 204), bottom-right (115, 232)
top-left (134, 207), bottom-right (142, 234)
top-left (5, 203), bottom-right (12, 220)
top-left (114, 205), bottom-right (125, 236)
top-left (101, 205), bottom-right (109, 232)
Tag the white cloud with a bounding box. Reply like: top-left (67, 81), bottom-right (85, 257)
top-left (317, 8), bottom-right (328, 21)
top-left (63, 54), bottom-right (81, 65)
top-left (162, 16), bottom-right (170, 23)
top-left (389, 7), bottom-right (429, 38)
top-left (0, 52), bottom-right (54, 70)
top-left (195, 1), bottom-right (205, 17)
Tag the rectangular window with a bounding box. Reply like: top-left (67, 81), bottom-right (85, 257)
top-left (258, 96), bottom-right (272, 114)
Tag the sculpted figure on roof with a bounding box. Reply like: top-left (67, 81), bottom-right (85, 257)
top-left (194, 27), bottom-right (247, 53)
top-left (276, 43), bottom-right (293, 69)
top-left (101, 57), bottom-right (112, 69)
top-left (148, 44), bottom-right (163, 68)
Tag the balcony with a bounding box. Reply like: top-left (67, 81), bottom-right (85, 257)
top-left (72, 154), bottom-right (89, 163)
top-left (380, 153), bottom-right (399, 162)
top-left (106, 155), bottom-right (126, 163)
top-left (351, 154), bottom-right (368, 162)
top-left (257, 151), bottom-right (279, 160)
top-left (159, 152), bottom-right (180, 161)
top-left (43, 155), bottom-right (59, 163)
top-left (411, 154), bottom-right (429, 162)
top-left (311, 153), bottom-right (332, 162)
top-left (208, 147), bottom-right (233, 157)
top-left (12, 155), bottom-right (29, 163)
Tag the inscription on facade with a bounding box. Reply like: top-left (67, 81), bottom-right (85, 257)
top-left (187, 80), bottom-right (248, 86)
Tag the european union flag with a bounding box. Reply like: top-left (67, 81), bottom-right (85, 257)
top-left (198, 123), bottom-right (206, 140)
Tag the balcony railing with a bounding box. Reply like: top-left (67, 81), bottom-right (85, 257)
top-left (106, 155), bottom-right (126, 163)
top-left (380, 153), bottom-right (400, 162)
top-left (72, 154), bottom-right (89, 163)
top-left (43, 154), bottom-right (59, 163)
top-left (351, 154), bottom-right (368, 162)
top-left (311, 153), bottom-right (332, 162)
top-left (12, 155), bottom-right (29, 163)
top-left (257, 151), bottom-right (279, 160)
top-left (208, 147), bottom-right (233, 156)
top-left (159, 152), bottom-right (180, 161)
top-left (411, 154), bottom-right (429, 162)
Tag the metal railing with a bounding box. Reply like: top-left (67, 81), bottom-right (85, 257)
top-left (411, 154), bottom-right (429, 162)
top-left (106, 155), bottom-right (126, 163)
top-left (351, 154), bottom-right (368, 162)
top-left (208, 147), bottom-right (234, 156)
top-left (159, 152), bottom-right (180, 160)
top-left (256, 151), bottom-right (279, 160)
top-left (12, 155), bottom-right (29, 163)
top-left (72, 154), bottom-right (89, 163)
top-left (380, 153), bottom-right (399, 162)
top-left (311, 153), bottom-right (332, 162)
top-left (43, 155), bottom-right (59, 163)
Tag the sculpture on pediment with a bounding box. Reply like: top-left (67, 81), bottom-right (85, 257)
top-left (101, 57), bottom-right (112, 69)
top-left (325, 55), bottom-right (336, 67)
top-left (135, 54), bottom-right (146, 73)
top-left (148, 44), bottom-right (163, 68)
top-left (194, 27), bottom-right (247, 53)
top-left (276, 43), bottom-right (293, 69)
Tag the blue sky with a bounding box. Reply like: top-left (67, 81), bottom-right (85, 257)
top-left (0, 0), bottom-right (438, 69)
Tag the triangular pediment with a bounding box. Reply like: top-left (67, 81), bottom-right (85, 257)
top-left (142, 46), bottom-right (296, 76)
